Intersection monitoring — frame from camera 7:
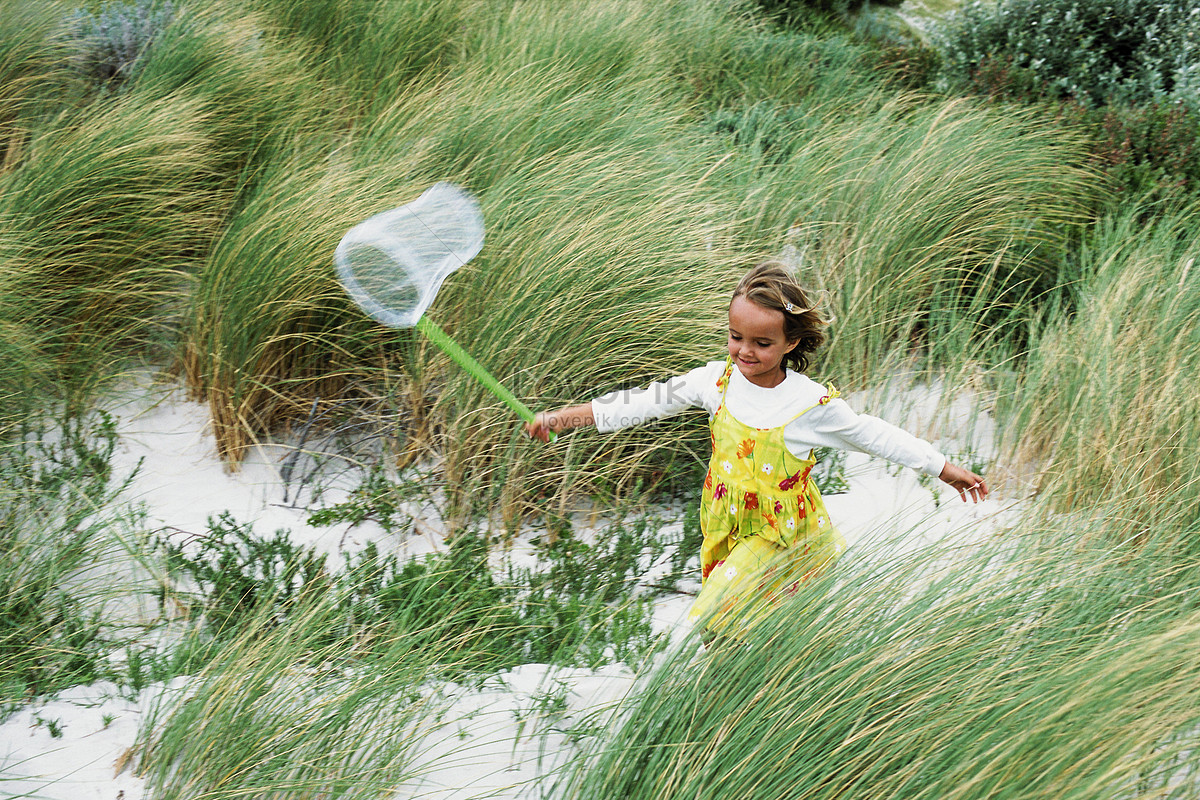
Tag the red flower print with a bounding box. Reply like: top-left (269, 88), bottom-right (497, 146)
top-left (704, 471), bottom-right (713, 491)
top-left (774, 500), bottom-right (783, 514)
top-left (778, 465), bottom-right (813, 491)
top-left (744, 492), bottom-right (759, 510)
top-left (714, 483), bottom-right (728, 501)
top-left (764, 513), bottom-right (778, 528)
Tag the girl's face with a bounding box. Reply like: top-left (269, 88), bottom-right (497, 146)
top-left (727, 295), bottom-right (798, 388)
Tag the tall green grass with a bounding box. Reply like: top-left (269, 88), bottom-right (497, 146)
top-left (176, 0), bottom-right (755, 501)
top-left (998, 200), bottom-right (1200, 545)
top-left (134, 598), bottom-right (446, 799)
top-left (566, 517), bottom-right (1200, 799)
top-left (179, 148), bottom-right (411, 463)
top-left (162, 0), bottom-right (1109, 524)
top-left (0, 1), bottom-right (75, 171)
top-left (0, 90), bottom-right (225, 397)
top-left (235, 0), bottom-right (470, 112)
top-left (132, 4), bottom-right (337, 199)
top-left (738, 97), bottom-right (1101, 384)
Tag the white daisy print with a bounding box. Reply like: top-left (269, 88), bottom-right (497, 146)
top-left (724, 565), bottom-right (739, 580)
top-left (729, 504), bottom-right (737, 515)
top-left (786, 518), bottom-right (796, 530)
top-left (761, 463), bottom-right (774, 474)
top-left (722, 460), bottom-right (733, 474)
top-left (818, 516), bottom-right (827, 528)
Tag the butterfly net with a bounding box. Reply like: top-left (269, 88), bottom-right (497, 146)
top-left (334, 182), bottom-right (484, 328)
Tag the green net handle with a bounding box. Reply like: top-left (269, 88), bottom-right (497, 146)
top-left (416, 317), bottom-right (556, 442)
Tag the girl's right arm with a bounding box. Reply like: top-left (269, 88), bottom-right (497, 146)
top-left (524, 403), bottom-right (596, 442)
top-left (526, 362), bottom-right (723, 443)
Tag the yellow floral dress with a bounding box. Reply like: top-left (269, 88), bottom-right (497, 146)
top-left (688, 359), bottom-right (847, 636)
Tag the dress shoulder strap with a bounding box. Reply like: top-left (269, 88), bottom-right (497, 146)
top-left (786, 384), bottom-right (840, 423)
top-left (715, 357), bottom-right (734, 402)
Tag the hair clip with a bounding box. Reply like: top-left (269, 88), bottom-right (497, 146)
top-left (784, 302), bottom-right (797, 313)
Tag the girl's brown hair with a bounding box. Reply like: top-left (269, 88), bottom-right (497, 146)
top-left (732, 261), bottom-right (828, 372)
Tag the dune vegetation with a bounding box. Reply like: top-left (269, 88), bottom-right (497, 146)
top-left (3, 0), bottom-right (1200, 797)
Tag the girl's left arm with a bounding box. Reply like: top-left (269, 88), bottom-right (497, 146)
top-left (797, 398), bottom-right (988, 503)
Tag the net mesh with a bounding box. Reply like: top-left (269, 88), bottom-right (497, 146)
top-left (334, 182), bottom-right (484, 328)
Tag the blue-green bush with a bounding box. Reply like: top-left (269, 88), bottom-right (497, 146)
top-left (935, 0), bottom-right (1200, 110)
top-left (67, 0), bottom-right (177, 91)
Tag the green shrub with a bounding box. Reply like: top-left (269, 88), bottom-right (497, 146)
top-left (160, 499), bottom-right (675, 674)
top-left (156, 512), bottom-right (331, 640)
top-left (0, 412), bottom-right (127, 707)
top-left (1089, 100), bottom-right (1200, 197)
top-left (935, 0), bottom-right (1200, 110)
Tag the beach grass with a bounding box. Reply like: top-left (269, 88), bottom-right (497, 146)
top-left (565, 514), bottom-right (1200, 800)
top-left (998, 199), bottom-right (1200, 545)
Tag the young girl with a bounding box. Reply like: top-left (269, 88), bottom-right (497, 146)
top-left (525, 262), bottom-right (987, 638)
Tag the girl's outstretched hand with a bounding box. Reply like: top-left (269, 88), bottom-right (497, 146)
top-left (939, 461), bottom-right (988, 503)
top-left (524, 412), bottom-right (553, 443)
top-left (524, 403), bottom-right (596, 443)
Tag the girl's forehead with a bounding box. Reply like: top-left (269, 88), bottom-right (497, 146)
top-left (728, 295), bottom-right (785, 337)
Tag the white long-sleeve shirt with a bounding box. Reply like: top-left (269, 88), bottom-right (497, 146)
top-left (590, 360), bottom-right (946, 477)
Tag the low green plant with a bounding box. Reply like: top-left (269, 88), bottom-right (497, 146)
top-left (0, 411), bottom-right (129, 708)
top-left (1089, 100), bottom-right (1200, 198)
top-left (156, 512), bottom-right (330, 640)
top-left (159, 502), bottom-right (673, 676)
top-left (305, 465), bottom-right (429, 533)
top-left (755, 0), bottom-right (904, 28)
top-left (33, 714), bottom-right (65, 738)
top-left (135, 506), bottom-right (680, 797)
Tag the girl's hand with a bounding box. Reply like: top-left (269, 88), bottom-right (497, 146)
top-left (525, 412), bottom-right (553, 443)
top-left (939, 462), bottom-right (988, 503)
top-left (523, 403), bottom-right (595, 443)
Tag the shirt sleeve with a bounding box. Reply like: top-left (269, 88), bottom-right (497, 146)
top-left (591, 362), bottom-right (723, 432)
top-left (787, 398), bottom-right (947, 477)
